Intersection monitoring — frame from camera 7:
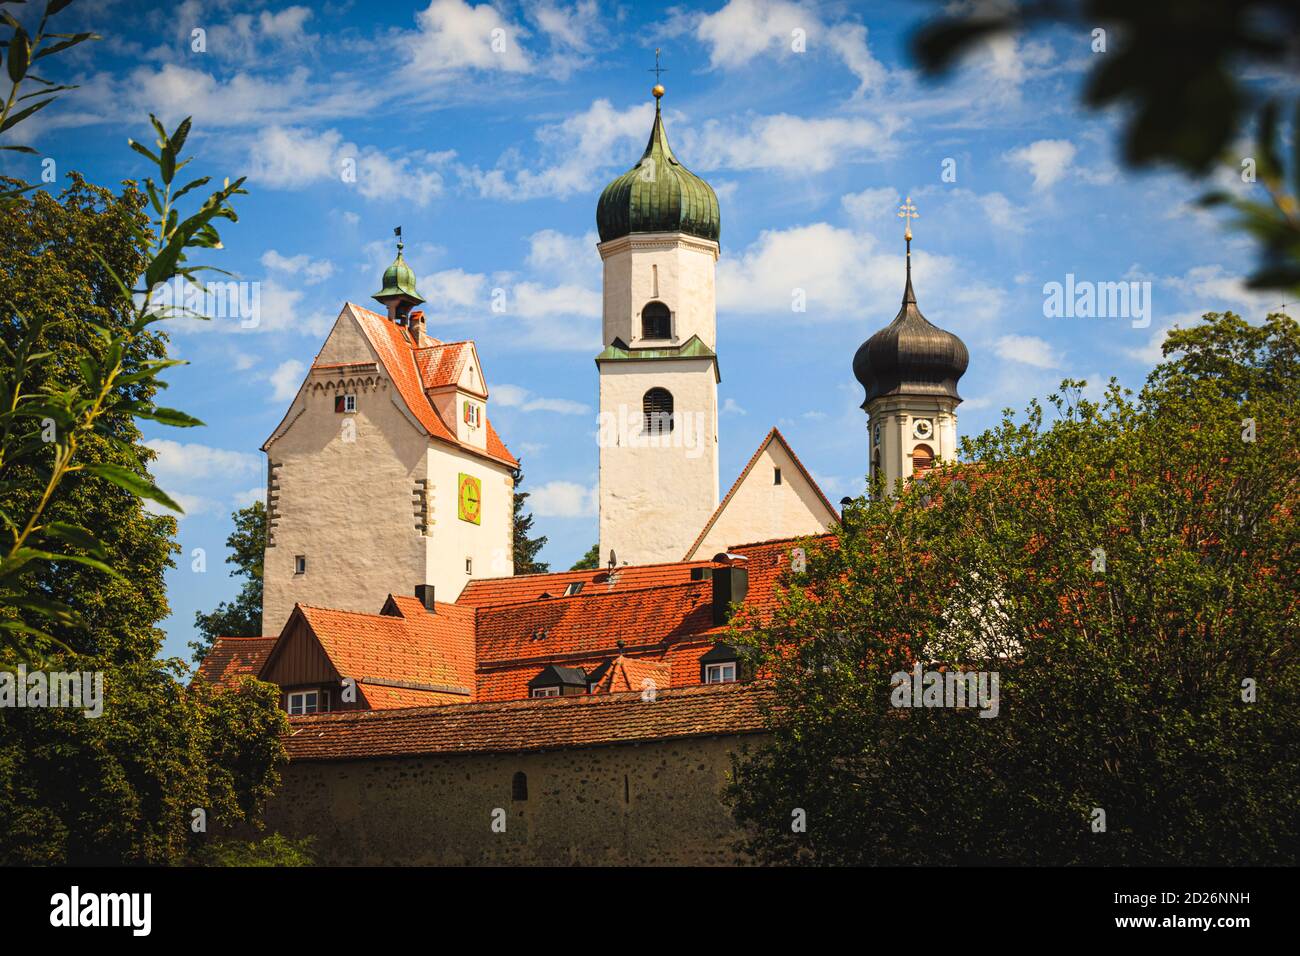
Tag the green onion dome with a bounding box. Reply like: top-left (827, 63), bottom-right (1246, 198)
top-left (596, 88), bottom-right (720, 245)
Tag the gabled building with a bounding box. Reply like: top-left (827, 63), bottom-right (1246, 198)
top-left (260, 241), bottom-right (518, 634)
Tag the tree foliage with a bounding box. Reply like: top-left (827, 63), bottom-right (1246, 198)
top-left (570, 543), bottom-right (600, 571)
top-left (0, 41), bottom-right (288, 862)
top-left (728, 312), bottom-right (1300, 865)
top-left (192, 500), bottom-right (266, 662)
top-left (512, 475), bottom-right (549, 575)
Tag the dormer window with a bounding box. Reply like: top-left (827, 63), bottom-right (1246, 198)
top-left (528, 665), bottom-right (588, 697)
top-left (335, 394), bottom-right (356, 413)
top-left (564, 582), bottom-right (584, 596)
top-left (287, 688), bottom-right (329, 715)
top-left (700, 642), bottom-right (746, 684)
top-left (463, 400), bottom-right (481, 428)
top-left (641, 301), bottom-right (671, 340)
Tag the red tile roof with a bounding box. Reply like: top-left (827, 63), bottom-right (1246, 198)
top-left (415, 340), bottom-right (473, 391)
top-left (684, 427), bottom-right (839, 560)
top-left (293, 595), bottom-right (477, 707)
top-left (474, 581), bottom-right (714, 666)
top-left (284, 680), bottom-right (775, 760)
top-left (345, 303), bottom-right (517, 468)
top-left (591, 654), bottom-right (672, 695)
top-left (194, 636), bottom-right (277, 690)
top-left (457, 559), bottom-right (716, 607)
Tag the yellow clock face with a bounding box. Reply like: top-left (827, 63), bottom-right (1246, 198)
top-left (458, 473), bottom-right (481, 525)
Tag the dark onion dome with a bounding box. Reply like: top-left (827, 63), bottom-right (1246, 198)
top-left (596, 86), bottom-right (720, 245)
top-left (853, 253), bottom-right (968, 407)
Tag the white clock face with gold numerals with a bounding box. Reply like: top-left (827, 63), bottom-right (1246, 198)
top-left (913, 418), bottom-right (933, 440)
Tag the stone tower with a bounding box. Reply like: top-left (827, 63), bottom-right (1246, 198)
top-left (853, 199), bottom-right (969, 494)
top-left (593, 85), bottom-right (721, 565)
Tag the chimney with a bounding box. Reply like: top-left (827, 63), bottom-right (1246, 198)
top-left (409, 309), bottom-right (426, 343)
top-left (710, 553), bottom-right (749, 625)
top-left (415, 584), bottom-right (436, 612)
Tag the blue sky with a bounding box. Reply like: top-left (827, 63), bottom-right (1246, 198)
top-left (4, 0), bottom-right (1280, 661)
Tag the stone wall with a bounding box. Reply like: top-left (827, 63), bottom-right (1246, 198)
top-left (260, 734), bottom-right (765, 866)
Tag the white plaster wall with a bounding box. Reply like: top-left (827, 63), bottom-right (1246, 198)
top-left (262, 370), bottom-right (429, 634)
top-left (867, 395), bottom-right (960, 495)
top-left (598, 359), bottom-right (719, 565)
top-left (424, 444), bottom-right (514, 601)
top-left (599, 234), bottom-right (719, 350)
top-left (689, 441), bottom-right (836, 558)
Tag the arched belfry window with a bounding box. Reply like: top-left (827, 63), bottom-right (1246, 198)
top-left (912, 444), bottom-right (934, 476)
top-left (643, 387), bottom-right (674, 434)
top-left (641, 301), bottom-right (671, 340)
top-left (512, 771), bottom-right (528, 801)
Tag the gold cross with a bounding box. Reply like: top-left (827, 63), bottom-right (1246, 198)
top-left (648, 48), bottom-right (668, 82)
top-left (897, 197), bottom-right (918, 241)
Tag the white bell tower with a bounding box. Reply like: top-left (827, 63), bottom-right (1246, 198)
top-left (594, 83), bottom-right (721, 565)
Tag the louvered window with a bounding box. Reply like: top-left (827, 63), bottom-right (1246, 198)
top-left (912, 444), bottom-right (934, 475)
top-left (641, 301), bottom-right (671, 339)
top-left (643, 387), bottom-right (674, 434)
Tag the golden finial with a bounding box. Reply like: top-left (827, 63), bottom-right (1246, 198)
top-left (897, 196), bottom-right (918, 242)
top-left (649, 48), bottom-right (667, 99)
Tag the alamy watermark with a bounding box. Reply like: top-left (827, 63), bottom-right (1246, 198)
top-left (148, 277), bottom-right (261, 328)
top-left (0, 665), bottom-right (103, 717)
top-left (1043, 274), bottom-right (1151, 329)
top-left (890, 662), bottom-right (1000, 718)
top-left (596, 404), bottom-right (707, 459)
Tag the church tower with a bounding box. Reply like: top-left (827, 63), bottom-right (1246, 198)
top-left (853, 199), bottom-right (969, 494)
top-left (593, 82), bottom-right (722, 566)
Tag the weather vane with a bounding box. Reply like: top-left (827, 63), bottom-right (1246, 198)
top-left (897, 197), bottom-right (918, 242)
top-left (648, 48), bottom-right (668, 83)
top-left (394, 225), bottom-right (403, 252)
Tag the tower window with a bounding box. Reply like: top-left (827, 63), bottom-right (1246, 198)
top-left (912, 444), bottom-right (935, 476)
top-left (641, 301), bottom-right (671, 340)
top-left (774, 467), bottom-right (782, 485)
top-left (643, 387), bottom-right (674, 434)
top-left (294, 555), bottom-right (306, 574)
top-left (335, 394), bottom-right (355, 413)
top-left (512, 771), bottom-right (528, 801)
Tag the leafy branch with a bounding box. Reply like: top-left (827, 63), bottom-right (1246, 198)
top-left (0, 112), bottom-right (248, 663)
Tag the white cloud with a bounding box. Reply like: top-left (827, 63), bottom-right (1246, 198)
top-left (262, 249), bottom-right (335, 285)
top-left (1006, 139), bottom-right (1077, 191)
top-left (463, 98), bottom-right (653, 200)
top-left (493, 384), bottom-right (589, 414)
top-left (529, 480), bottom-right (596, 517)
top-left (716, 215), bottom-right (1008, 335)
top-left (403, 0), bottom-right (532, 73)
top-left (995, 334), bottom-right (1063, 369)
top-left (685, 112), bottom-right (904, 173)
top-left (270, 359), bottom-right (306, 402)
top-left (143, 439), bottom-right (261, 517)
top-left (524, 229), bottom-right (600, 286)
top-left (248, 126), bottom-right (451, 205)
top-left (721, 397), bottom-right (747, 416)
top-left (694, 0), bottom-right (886, 94)
top-left (841, 187), bottom-right (901, 224)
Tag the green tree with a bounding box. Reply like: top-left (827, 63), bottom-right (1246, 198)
top-left (728, 312), bottom-right (1300, 865)
top-left (193, 500), bottom-right (266, 662)
top-left (912, 0), bottom-right (1300, 294)
top-left (0, 111), bottom-right (289, 862)
top-left (512, 474), bottom-right (549, 574)
top-left (570, 543), bottom-right (600, 571)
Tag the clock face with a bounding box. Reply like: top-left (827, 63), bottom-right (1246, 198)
top-left (913, 418), bottom-right (934, 440)
top-left (457, 473), bottom-right (482, 525)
